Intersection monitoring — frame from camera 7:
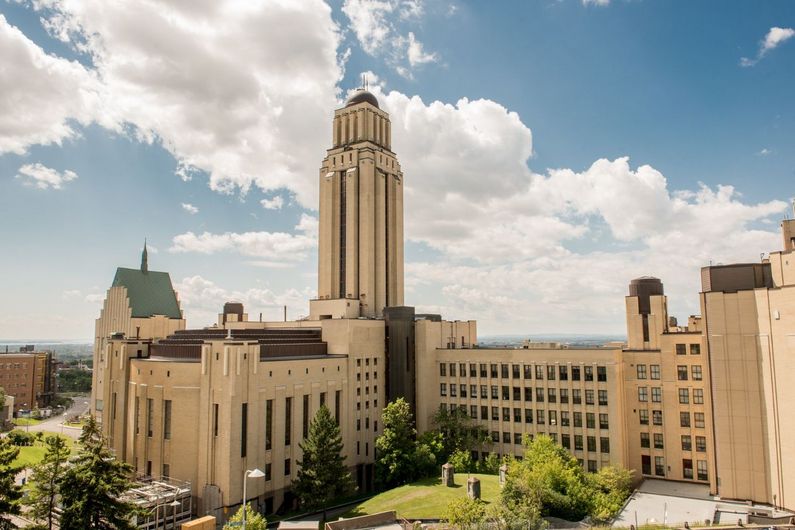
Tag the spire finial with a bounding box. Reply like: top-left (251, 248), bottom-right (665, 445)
top-left (141, 239), bottom-right (149, 274)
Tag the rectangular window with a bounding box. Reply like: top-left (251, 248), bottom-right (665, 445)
top-left (480, 364), bottom-right (487, 377)
top-left (241, 402), bottom-right (248, 458)
top-left (692, 365), bottom-right (703, 381)
top-left (575, 435), bottom-right (583, 451)
top-left (680, 411), bottom-right (691, 427)
top-left (502, 407), bottom-right (510, 422)
top-left (651, 387), bottom-right (662, 403)
top-left (599, 413), bottom-right (609, 430)
top-left (548, 388), bottom-right (556, 403)
top-left (523, 365), bottom-right (532, 379)
top-left (559, 366), bottom-right (568, 380)
top-left (501, 386), bottom-right (509, 400)
top-left (285, 458), bottom-right (291, 476)
top-left (650, 365), bottom-right (661, 380)
top-left (514, 407), bottom-right (522, 423)
top-left (600, 437), bottom-right (610, 453)
top-left (450, 384), bottom-right (457, 397)
top-left (514, 432), bottom-right (523, 445)
top-left (470, 384), bottom-right (477, 397)
top-left (470, 364), bottom-right (477, 377)
top-left (512, 364), bottom-right (520, 379)
top-left (586, 413), bottom-right (595, 429)
top-left (450, 363), bottom-right (456, 377)
top-left (642, 455), bottom-right (651, 475)
top-left (638, 387), bottom-right (648, 402)
top-left (696, 436), bottom-right (707, 452)
top-left (637, 365), bottom-right (647, 379)
top-left (679, 388), bottom-right (690, 404)
top-left (694, 412), bottom-right (705, 428)
top-left (572, 366), bottom-right (581, 381)
top-left (547, 365), bottom-right (556, 380)
top-left (655, 456), bottom-right (665, 476)
top-left (459, 384), bottom-right (467, 398)
top-left (490, 364), bottom-right (498, 378)
top-left (584, 366), bottom-right (594, 381)
top-left (147, 398), bottom-right (154, 437)
top-left (440, 383), bottom-right (447, 397)
top-left (213, 403), bottom-right (219, 437)
top-left (491, 385), bottom-right (499, 399)
top-left (302, 395), bottom-right (310, 439)
top-left (677, 366), bottom-right (689, 381)
top-left (561, 411), bottom-right (570, 426)
top-left (460, 363), bottom-right (466, 376)
top-left (535, 388), bottom-right (544, 402)
top-left (573, 389), bottom-right (582, 404)
top-left (478, 385), bottom-right (485, 399)
top-left (163, 400), bottom-right (172, 440)
top-left (135, 397), bottom-right (140, 435)
top-left (676, 344), bottom-right (687, 355)
top-left (587, 436), bottom-right (596, 452)
top-left (481, 406), bottom-right (488, 420)
top-left (536, 409), bottom-right (545, 424)
top-left (585, 390), bottom-right (594, 405)
top-left (266, 399), bottom-right (273, 449)
top-left (690, 344), bottom-right (701, 355)
top-left (265, 463), bottom-right (272, 481)
top-left (440, 363), bottom-right (446, 376)
top-left (525, 408), bottom-right (533, 423)
top-left (513, 387), bottom-right (521, 401)
top-left (697, 460), bottom-right (708, 481)
top-left (683, 459), bottom-right (694, 479)
top-left (501, 364), bottom-right (509, 378)
top-left (574, 412), bottom-right (582, 427)
top-left (654, 433), bottom-right (664, 449)
top-left (502, 432), bottom-right (511, 444)
top-left (492, 407), bottom-right (499, 421)
top-left (652, 410), bottom-right (663, 425)
top-left (524, 387), bottom-right (532, 402)
top-left (285, 397), bottom-right (292, 446)
top-left (562, 434), bottom-right (571, 449)
top-left (597, 366), bottom-right (607, 382)
top-left (640, 432), bottom-right (650, 448)
top-left (681, 435), bottom-right (692, 451)
top-left (549, 410), bottom-right (557, 426)
top-left (320, 392), bottom-right (326, 408)
top-left (535, 366), bottom-right (544, 380)
top-left (560, 388), bottom-right (569, 404)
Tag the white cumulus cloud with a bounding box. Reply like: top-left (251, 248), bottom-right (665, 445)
top-left (260, 196), bottom-right (285, 210)
top-left (181, 203), bottom-right (199, 214)
top-left (15, 163), bottom-right (78, 190)
top-left (741, 26), bottom-right (794, 66)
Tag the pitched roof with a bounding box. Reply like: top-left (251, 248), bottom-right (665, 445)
top-left (111, 267), bottom-right (182, 319)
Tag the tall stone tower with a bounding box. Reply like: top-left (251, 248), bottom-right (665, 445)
top-left (312, 88), bottom-right (404, 319)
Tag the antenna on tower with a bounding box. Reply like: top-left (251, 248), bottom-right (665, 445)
top-left (362, 73), bottom-right (369, 91)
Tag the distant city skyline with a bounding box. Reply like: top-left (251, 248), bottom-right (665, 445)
top-left (1, 0), bottom-right (794, 339)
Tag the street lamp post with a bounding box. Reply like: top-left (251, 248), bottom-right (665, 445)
top-left (242, 468), bottom-right (265, 530)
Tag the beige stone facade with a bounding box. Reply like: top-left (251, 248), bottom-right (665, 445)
top-left (92, 90), bottom-right (795, 520)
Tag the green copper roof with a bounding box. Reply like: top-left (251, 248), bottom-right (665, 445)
top-left (112, 267), bottom-right (182, 319)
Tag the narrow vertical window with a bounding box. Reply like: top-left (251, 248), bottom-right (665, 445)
top-left (335, 390), bottom-right (341, 424)
top-left (265, 399), bottom-right (273, 450)
top-left (134, 397), bottom-right (140, 435)
top-left (213, 403), bottom-right (219, 437)
top-left (163, 400), bottom-right (172, 440)
top-left (241, 402), bottom-right (248, 458)
top-left (147, 398), bottom-right (154, 437)
top-left (339, 172), bottom-right (346, 297)
top-left (303, 395), bottom-right (310, 439)
top-left (285, 397), bottom-right (292, 446)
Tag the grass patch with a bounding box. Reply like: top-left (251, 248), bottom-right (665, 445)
top-left (344, 473), bottom-right (499, 519)
top-left (12, 432), bottom-right (76, 469)
top-left (12, 418), bottom-right (43, 426)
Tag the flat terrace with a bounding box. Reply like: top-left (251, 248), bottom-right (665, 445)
top-left (148, 327), bottom-right (328, 361)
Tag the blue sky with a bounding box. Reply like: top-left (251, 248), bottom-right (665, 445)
top-left (0, 0), bottom-right (793, 340)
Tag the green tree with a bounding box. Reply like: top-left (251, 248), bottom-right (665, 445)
top-left (446, 497), bottom-right (486, 529)
top-left (448, 449), bottom-right (474, 473)
top-left (0, 437), bottom-right (22, 530)
top-left (26, 435), bottom-right (71, 530)
top-left (586, 465), bottom-right (633, 522)
top-left (477, 452), bottom-right (500, 474)
top-left (59, 416), bottom-right (139, 530)
top-left (223, 504), bottom-right (267, 530)
top-left (432, 406), bottom-right (490, 461)
top-left (293, 405), bottom-right (354, 511)
top-left (375, 398), bottom-right (419, 488)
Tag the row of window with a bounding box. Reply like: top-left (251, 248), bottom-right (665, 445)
top-left (439, 403), bottom-right (609, 429)
top-left (676, 343), bottom-right (701, 355)
top-left (641, 455), bottom-right (708, 481)
top-left (640, 433), bottom-right (707, 452)
top-left (490, 430), bottom-right (611, 454)
top-left (637, 364), bottom-right (702, 380)
top-left (440, 363), bottom-right (608, 382)
top-left (638, 386), bottom-right (704, 403)
top-left (440, 384), bottom-right (608, 405)
top-left (637, 409), bottom-right (706, 428)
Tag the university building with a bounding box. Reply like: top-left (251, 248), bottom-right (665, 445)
top-left (0, 347), bottom-right (55, 413)
top-left (91, 89), bottom-right (795, 519)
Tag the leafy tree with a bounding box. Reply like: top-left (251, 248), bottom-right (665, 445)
top-left (446, 497), bottom-right (486, 529)
top-left (0, 437), bottom-right (22, 529)
top-left (477, 452), bottom-right (501, 475)
top-left (432, 406), bottom-right (491, 461)
top-left (375, 398), bottom-right (420, 488)
top-left (586, 465), bottom-right (633, 522)
top-left (223, 504), bottom-right (267, 530)
top-left (59, 415), bottom-right (139, 530)
top-left (26, 435), bottom-right (71, 530)
top-left (293, 405), bottom-right (354, 511)
top-left (448, 449), bottom-right (474, 473)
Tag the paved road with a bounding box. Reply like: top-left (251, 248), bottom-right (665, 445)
top-left (21, 395), bottom-right (90, 440)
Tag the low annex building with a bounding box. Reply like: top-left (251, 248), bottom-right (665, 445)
top-left (91, 89), bottom-right (795, 519)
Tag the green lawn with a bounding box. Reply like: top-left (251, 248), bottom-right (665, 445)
top-left (344, 473), bottom-right (500, 519)
top-left (12, 418), bottom-right (43, 426)
top-left (12, 432), bottom-right (75, 468)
